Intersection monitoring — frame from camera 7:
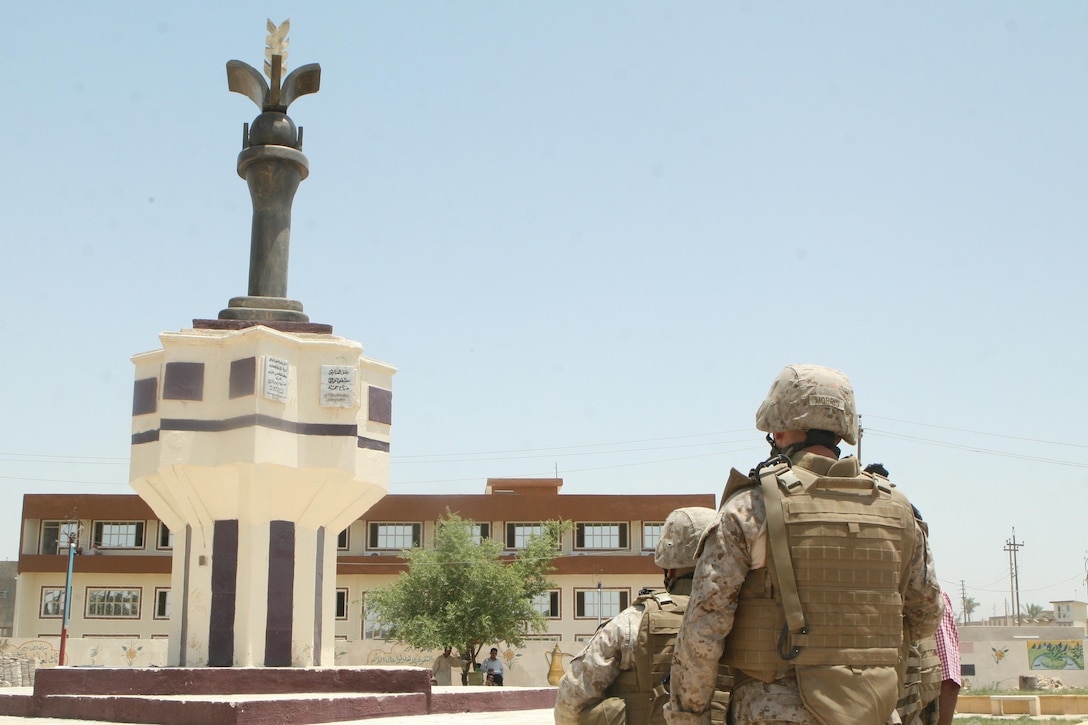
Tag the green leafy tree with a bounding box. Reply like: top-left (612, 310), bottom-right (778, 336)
top-left (962, 597), bottom-right (978, 623)
top-left (365, 511), bottom-right (570, 666)
top-left (1024, 602), bottom-right (1049, 621)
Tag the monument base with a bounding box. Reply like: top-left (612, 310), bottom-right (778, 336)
top-left (0, 667), bottom-right (558, 724)
top-left (216, 295), bottom-right (314, 324)
top-left (193, 317), bottom-right (333, 334)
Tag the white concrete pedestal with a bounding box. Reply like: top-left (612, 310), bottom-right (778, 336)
top-left (129, 325), bottom-right (394, 667)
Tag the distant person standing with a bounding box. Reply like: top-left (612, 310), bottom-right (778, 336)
top-left (431, 646), bottom-right (461, 686)
top-left (481, 647), bottom-right (505, 686)
top-left (934, 590), bottom-right (961, 725)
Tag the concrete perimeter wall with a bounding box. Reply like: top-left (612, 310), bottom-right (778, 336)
top-left (0, 637), bottom-right (577, 688)
top-left (10, 627), bottom-right (1083, 692)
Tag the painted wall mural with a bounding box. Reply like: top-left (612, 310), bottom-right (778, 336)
top-left (1028, 641), bottom-right (1085, 671)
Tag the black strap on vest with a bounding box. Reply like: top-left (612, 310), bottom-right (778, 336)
top-left (754, 455), bottom-right (808, 659)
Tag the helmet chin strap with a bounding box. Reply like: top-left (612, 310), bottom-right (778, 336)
top-left (766, 431), bottom-right (841, 459)
top-left (664, 571), bottom-right (695, 595)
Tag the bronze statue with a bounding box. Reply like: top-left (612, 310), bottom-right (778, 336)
top-left (219, 20), bottom-right (321, 323)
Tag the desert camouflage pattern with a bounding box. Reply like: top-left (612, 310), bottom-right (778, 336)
top-left (555, 605), bottom-right (644, 724)
top-left (729, 676), bottom-right (816, 723)
top-left (755, 364), bottom-right (858, 445)
top-left (664, 456), bottom-right (942, 725)
top-left (656, 507), bottom-right (718, 570)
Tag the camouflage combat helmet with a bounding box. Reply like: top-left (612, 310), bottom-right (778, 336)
top-left (654, 507), bottom-right (717, 570)
top-left (755, 364), bottom-right (858, 446)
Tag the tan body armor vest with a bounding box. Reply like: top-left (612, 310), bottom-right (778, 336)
top-left (896, 635), bottom-right (941, 725)
top-left (719, 454), bottom-right (917, 725)
top-left (601, 591), bottom-right (731, 725)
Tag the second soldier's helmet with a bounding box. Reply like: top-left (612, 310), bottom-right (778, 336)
top-left (755, 364), bottom-right (858, 446)
top-left (654, 507), bottom-right (717, 570)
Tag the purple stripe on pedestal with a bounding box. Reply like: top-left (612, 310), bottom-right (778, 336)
top-left (265, 520), bottom-right (295, 666)
top-left (209, 520), bottom-right (239, 667)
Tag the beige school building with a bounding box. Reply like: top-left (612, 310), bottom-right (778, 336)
top-left (7, 478), bottom-right (713, 684)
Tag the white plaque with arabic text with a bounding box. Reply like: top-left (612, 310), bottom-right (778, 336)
top-left (263, 357), bottom-right (290, 402)
top-left (320, 365), bottom-right (356, 408)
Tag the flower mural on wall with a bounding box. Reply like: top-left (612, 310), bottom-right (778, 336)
top-left (121, 642), bottom-right (144, 667)
top-left (1028, 641), bottom-right (1084, 671)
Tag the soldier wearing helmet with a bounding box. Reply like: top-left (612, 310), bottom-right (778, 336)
top-left (665, 364), bottom-right (943, 725)
top-left (555, 507), bottom-right (730, 725)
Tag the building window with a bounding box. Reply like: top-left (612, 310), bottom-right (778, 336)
top-left (642, 522), bottom-right (663, 551)
top-left (86, 588), bottom-right (141, 619)
top-left (505, 523), bottom-right (559, 550)
top-left (575, 588), bottom-right (629, 619)
top-left (362, 594), bottom-right (393, 640)
top-left (157, 523), bottom-right (174, 550)
top-left (336, 588), bottom-right (349, 620)
top-left (367, 523), bottom-right (421, 550)
top-left (40, 587), bottom-right (65, 618)
top-left (575, 523), bottom-right (628, 550)
top-left (154, 588), bottom-right (170, 619)
top-left (337, 528), bottom-right (349, 550)
top-left (438, 520), bottom-right (491, 545)
top-left (531, 590), bottom-right (561, 619)
top-left (93, 521), bottom-right (145, 549)
top-left (40, 521), bottom-right (80, 555)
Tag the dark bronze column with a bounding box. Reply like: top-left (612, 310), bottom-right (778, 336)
top-left (217, 21), bottom-right (321, 324)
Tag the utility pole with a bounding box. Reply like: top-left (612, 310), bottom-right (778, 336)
top-left (960, 579), bottom-right (968, 624)
top-left (1005, 528), bottom-right (1024, 626)
top-left (58, 528), bottom-right (78, 666)
top-left (597, 579), bottom-right (603, 630)
top-left (857, 415), bottom-right (863, 462)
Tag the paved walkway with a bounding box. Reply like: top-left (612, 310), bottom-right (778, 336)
top-left (0, 685), bottom-right (558, 724)
top-left (5, 712), bottom-right (1088, 724)
top-left (2, 689), bottom-right (1088, 725)
top-left (0, 710), bottom-right (557, 725)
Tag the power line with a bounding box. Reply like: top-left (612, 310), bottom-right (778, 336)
top-left (393, 430), bottom-right (750, 461)
top-left (0, 475), bottom-right (128, 486)
top-left (388, 445), bottom-right (761, 486)
top-left (394, 437), bottom-right (752, 465)
top-left (0, 453), bottom-right (127, 465)
top-left (865, 429), bottom-right (1088, 468)
top-left (4, 415), bottom-right (1087, 485)
top-left (864, 415), bottom-right (1088, 449)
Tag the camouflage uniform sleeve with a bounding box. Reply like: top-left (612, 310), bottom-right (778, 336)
top-left (903, 518), bottom-right (943, 641)
top-left (554, 605), bottom-right (644, 725)
top-left (664, 489), bottom-right (764, 725)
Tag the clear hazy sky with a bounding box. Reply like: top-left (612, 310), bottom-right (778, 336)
top-left (2, 2), bottom-right (1085, 623)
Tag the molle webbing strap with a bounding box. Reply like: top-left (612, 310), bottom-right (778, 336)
top-left (757, 464), bottom-right (806, 637)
